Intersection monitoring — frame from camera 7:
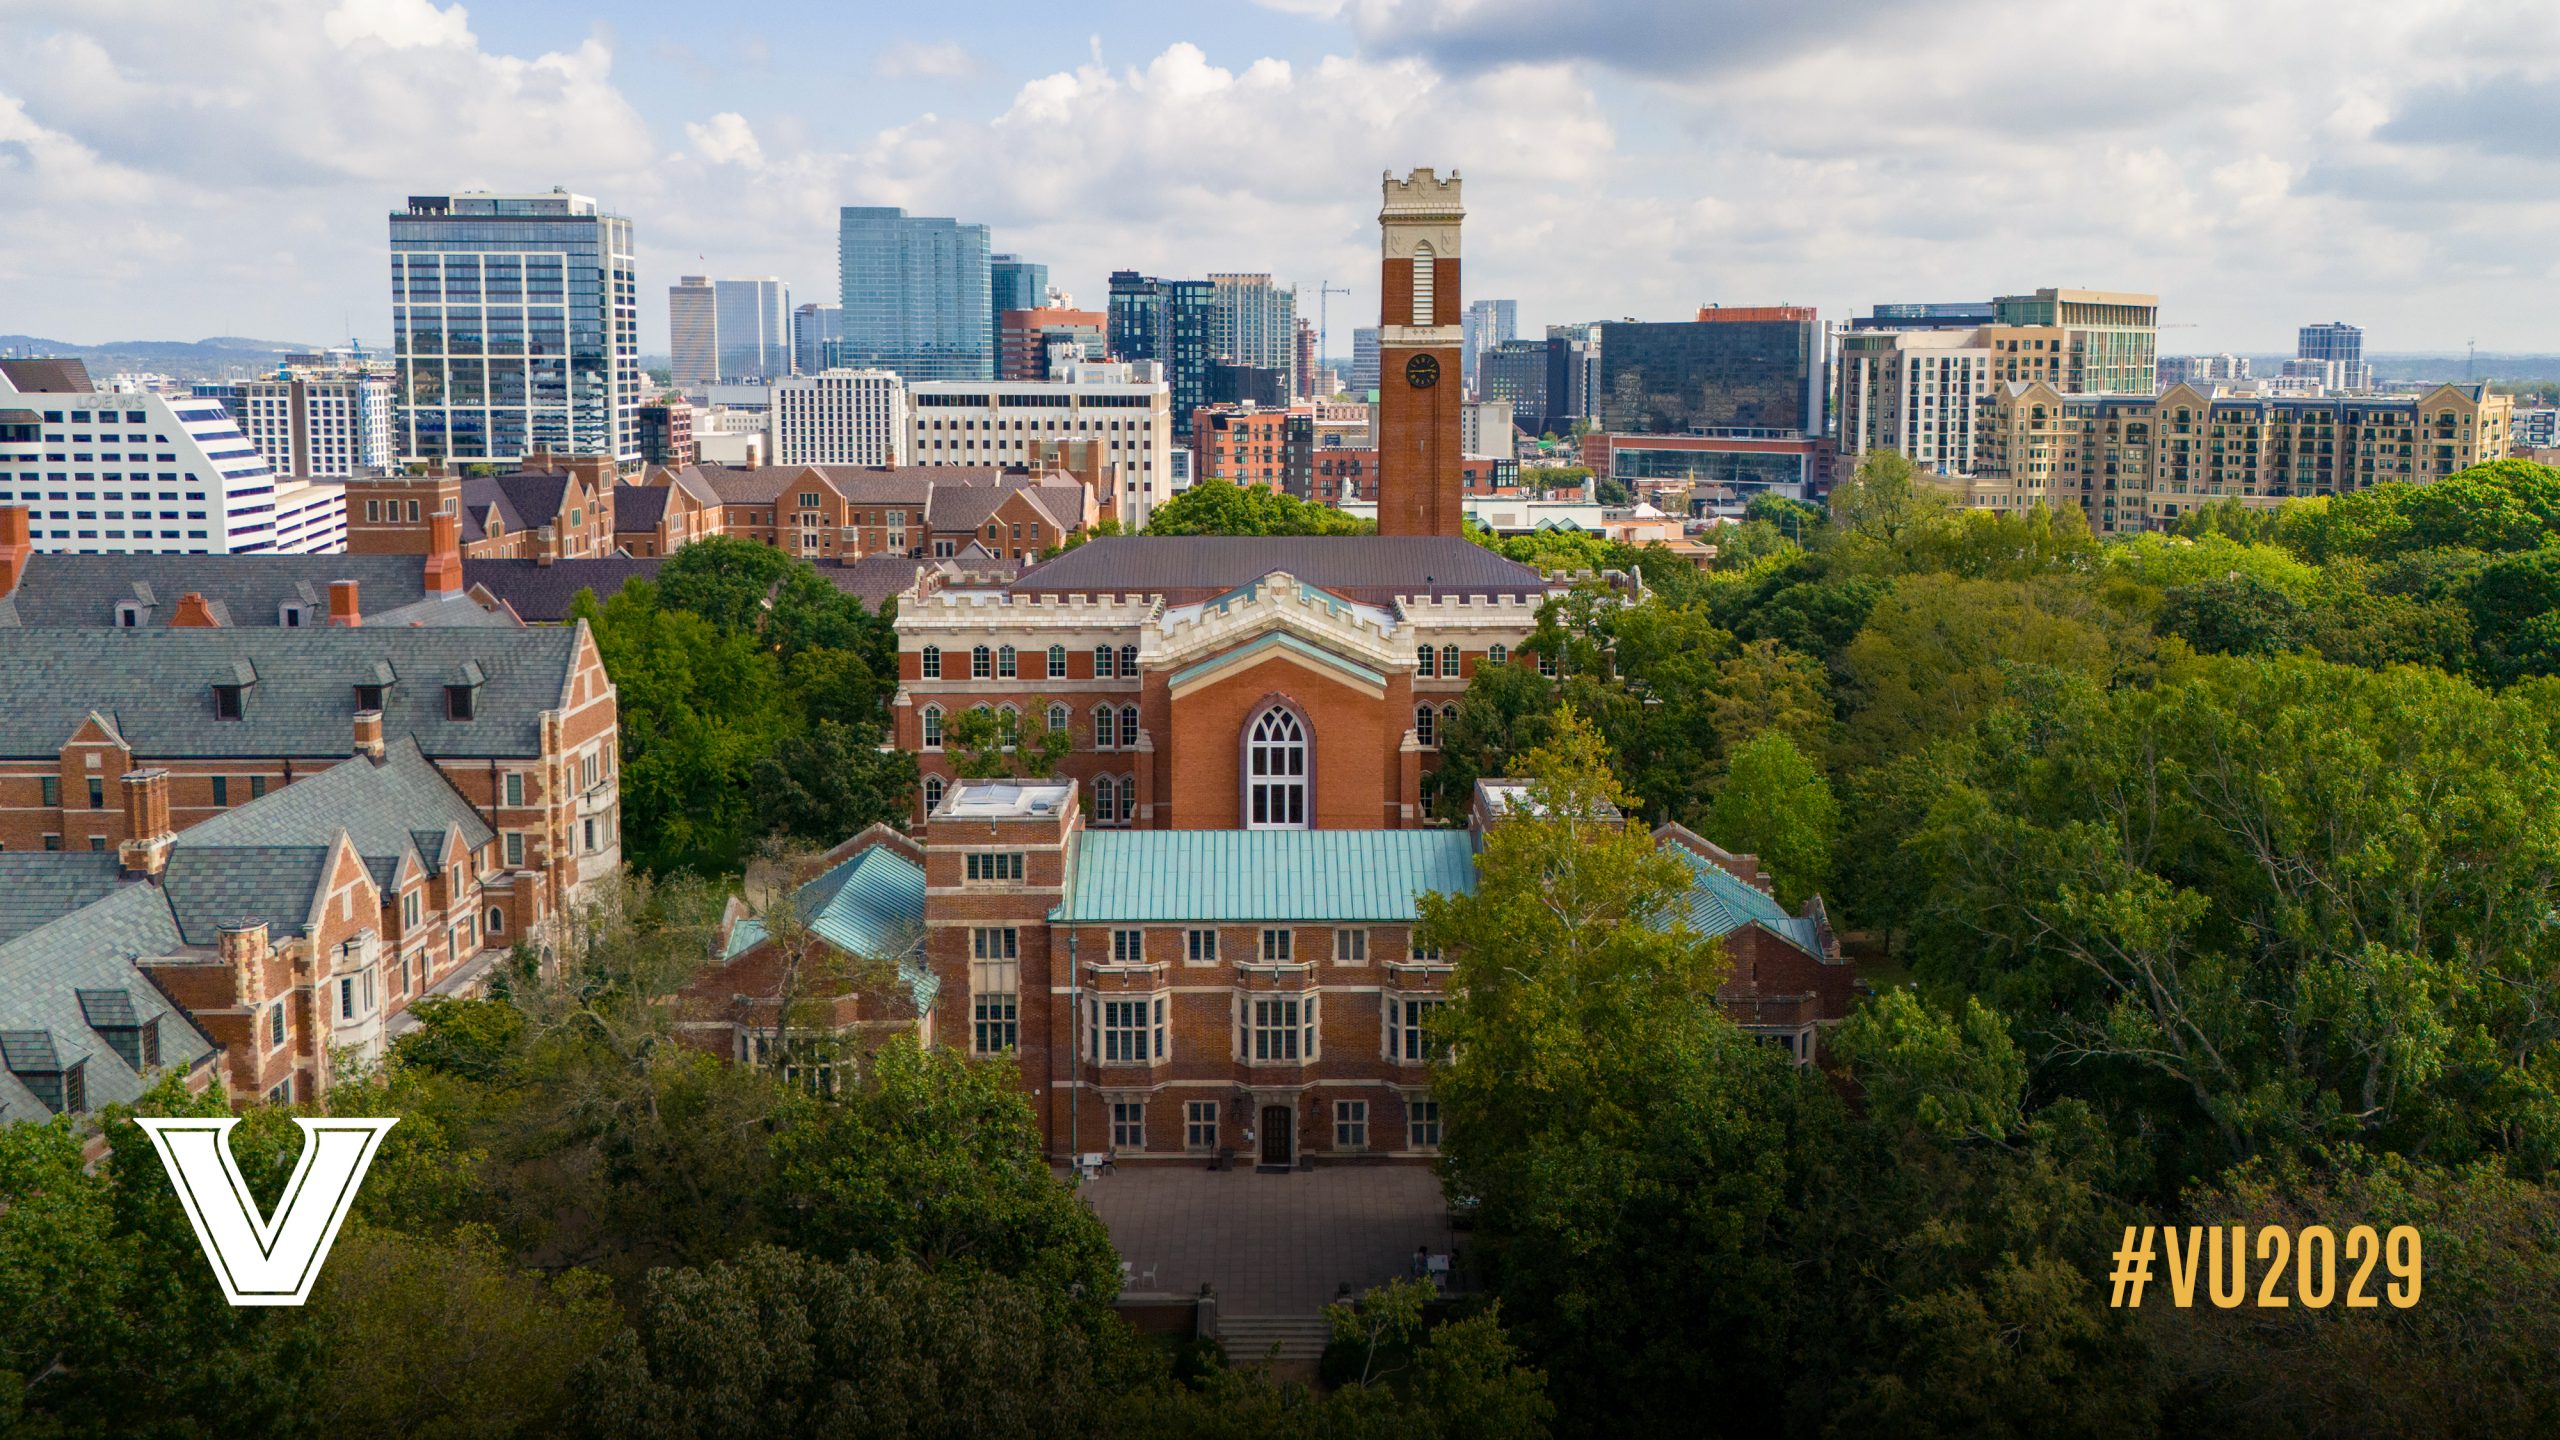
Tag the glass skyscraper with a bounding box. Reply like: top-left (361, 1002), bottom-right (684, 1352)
top-left (990, 254), bottom-right (1049, 361)
top-left (389, 190), bottom-right (639, 468)
top-left (1108, 270), bottom-right (1216, 437)
top-left (714, 277), bottom-right (792, 382)
top-left (792, 302), bottom-right (843, 376)
top-left (838, 206), bottom-right (992, 382)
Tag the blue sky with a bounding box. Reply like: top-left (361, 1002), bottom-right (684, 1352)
top-left (4, 0), bottom-right (2556, 355)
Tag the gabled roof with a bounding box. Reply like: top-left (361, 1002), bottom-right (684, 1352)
top-left (170, 735), bottom-right (495, 908)
top-left (0, 626), bottom-right (583, 760)
top-left (725, 843), bottom-right (935, 1013)
top-left (1662, 842), bottom-right (1821, 954)
top-left (463, 557), bottom-right (664, 623)
top-left (1052, 830), bottom-right (1478, 923)
top-left (614, 484), bottom-right (671, 532)
top-left (0, 853), bottom-right (126, 946)
top-left (0, 879), bottom-right (213, 1119)
top-left (0, 553), bottom-right (436, 628)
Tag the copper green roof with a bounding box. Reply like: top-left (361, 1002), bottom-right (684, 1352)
top-left (1052, 830), bottom-right (1477, 923)
top-left (726, 845), bottom-right (936, 1012)
top-left (1666, 845), bottom-right (1821, 952)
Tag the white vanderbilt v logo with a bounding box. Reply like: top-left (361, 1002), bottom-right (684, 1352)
top-left (133, 1117), bottom-right (399, 1307)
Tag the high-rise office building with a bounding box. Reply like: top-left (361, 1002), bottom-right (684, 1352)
top-left (908, 361), bottom-right (1174, 526)
top-left (1480, 340), bottom-right (1550, 432)
top-left (839, 206), bottom-right (992, 382)
top-left (1374, 167), bottom-right (1467, 538)
top-left (990, 255), bottom-right (1049, 364)
top-left (1596, 308), bottom-right (1822, 436)
top-left (390, 189), bottom-right (640, 470)
top-left (1462, 298), bottom-right (1517, 396)
top-left (2, 359), bottom-right (346, 554)
top-left (1294, 317), bottom-right (1320, 399)
top-left (670, 276), bottom-right (718, 388)
top-left (1108, 271), bottom-right (1216, 438)
top-left (715, 277), bottom-right (791, 383)
top-left (1988, 288), bottom-right (2158, 394)
top-left (1209, 273), bottom-right (1298, 396)
top-left (191, 368), bottom-right (397, 477)
top-left (998, 307), bottom-right (1107, 381)
top-left (2296, 322), bottom-right (2371, 392)
top-left (1350, 327), bottom-right (1380, 396)
top-left (772, 369), bottom-right (910, 466)
top-left (792, 302), bottom-right (843, 377)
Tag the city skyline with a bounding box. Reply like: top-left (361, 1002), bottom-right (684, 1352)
top-left (5, 2), bottom-right (2557, 357)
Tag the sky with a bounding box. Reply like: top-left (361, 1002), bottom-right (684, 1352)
top-left (3, 0), bottom-right (2556, 356)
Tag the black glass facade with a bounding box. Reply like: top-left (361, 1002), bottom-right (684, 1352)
top-left (1595, 320), bottom-right (1820, 436)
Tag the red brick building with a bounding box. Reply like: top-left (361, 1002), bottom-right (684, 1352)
top-left (345, 451), bottom-right (622, 561)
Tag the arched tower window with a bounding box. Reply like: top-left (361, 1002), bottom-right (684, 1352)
top-left (1247, 707), bottom-right (1309, 829)
top-left (1411, 243), bottom-right (1436, 326)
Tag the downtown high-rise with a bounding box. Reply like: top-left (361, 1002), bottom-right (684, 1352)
top-left (389, 190), bottom-right (640, 469)
top-left (839, 206), bottom-right (992, 382)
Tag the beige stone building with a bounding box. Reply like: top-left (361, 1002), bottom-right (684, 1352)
top-left (1966, 380), bottom-right (2513, 534)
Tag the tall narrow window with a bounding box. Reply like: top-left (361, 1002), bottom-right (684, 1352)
top-left (1047, 645), bottom-right (1067, 679)
top-left (921, 645), bottom-right (942, 679)
top-left (922, 706), bottom-right (943, 749)
top-left (1410, 243), bottom-right (1436, 325)
top-left (1118, 705), bottom-right (1141, 749)
top-left (1093, 704), bottom-right (1116, 751)
top-left (1247, 707), bottom-right (1308, 829)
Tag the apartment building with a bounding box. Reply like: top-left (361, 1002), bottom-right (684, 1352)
top-left (0, 359), bottom-right (347, 555)
top-left (191, 369), bottom-right (397, 478)
top-left (1834, 328), bottom-right (1993, 475)
top-left (908, 362), bottom-right (1174, 526)
top-left (771, 369), bottom-right (910, 467)
top-left (1988, 288), bottom-right (2159, 395)
top-left (1967, 380), bottom-right (2512, 534)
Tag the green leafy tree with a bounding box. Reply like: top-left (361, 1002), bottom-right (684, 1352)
top-left (945, 698), bottom-right (1075, 781)
top-left (1425, 710), bottom-right (1820, 1436)
top-left (751, 721), bottom-right (918, 845)
top-left (1706, 731), bottom-right (1836, 909)
top-left (1144, 478), bottom-right (1372, 536)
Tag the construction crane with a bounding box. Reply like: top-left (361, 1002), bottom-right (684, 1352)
top-left (1315, 280), bottom-right (1354, 391)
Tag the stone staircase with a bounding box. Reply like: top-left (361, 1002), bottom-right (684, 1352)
top-left (1216, 1313), bottom-right (1332, 1364)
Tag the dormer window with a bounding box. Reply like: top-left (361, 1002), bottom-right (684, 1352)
top-left (279, 602), bottom-right (309, 627)
top-left (213, 658), bottom-right (256, 720)
top-left (0, 1031), bottom-right (87, 1115)
top-left (115, 601), bottom-right (145, 627)
top-left (76, 989), bottom-right (161, 1072)
top-left (446, 659), bottom-right (485, 721)
top-left (355, 683), bottom-right (387, 710)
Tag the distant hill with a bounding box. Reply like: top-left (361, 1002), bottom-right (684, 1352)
top-left (0, 334), bottom-right (324, 382)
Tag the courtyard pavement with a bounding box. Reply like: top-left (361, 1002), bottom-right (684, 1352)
top-left (1079, 1164), bottom-right (1457, 1315)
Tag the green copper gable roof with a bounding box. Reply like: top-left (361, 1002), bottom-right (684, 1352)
top-left (1053, 830), bottom-right (1477, 923)
top-left (1666, 845), bottom-right (1820, 953)
top-left (1165, 631), bottom-right (1386, 692)
top-left (725, 845), bottom-right (936, 1013)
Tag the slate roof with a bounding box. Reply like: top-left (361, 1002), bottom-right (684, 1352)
top-left (0, 626), bottom-right (583, 760)
top-left (456, 470), bottom-right (580, 543)
top-left (725, 843), bottom-right (936, 1012)
top-left (0, 853), bottom-right (126, 946)
top-left (613, 483), bottom-right (670, 532)
top-left (814, 556), bottom-right (926, 612)
top-left (0, 553), bottom-right (437, 628)
top-left (1009, 536), bottom-right (1548, 605)
top-left (464, 557), bottom-right (665, 623)
top-left (170, 735), bottom-right (494, 913)
top-left (1664, 844), bottom-right (1822, 954)
top-left (1052, 830), bottom-right (1478, 923)
top-left (926, 479), bottom-right (1085, 534)
top-left (0, 879), bottom-right (213, 1120)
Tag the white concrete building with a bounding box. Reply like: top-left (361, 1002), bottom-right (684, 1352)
top-left (908, 360), bottom-right (1174, 525)
top-left (772, 368), bottom-right (909, 466)
top-left (0, 359), bottom-right (346, 554)
top-left (191, 369), bottom-right (396, 477)
top-left (1462, 399), bottom-right (1515, 459)
top-left (1833, 328), bottom-right (1992, 476)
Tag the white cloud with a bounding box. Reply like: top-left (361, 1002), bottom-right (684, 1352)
top-left (874, 40), bottom-right (980, 79)
top-left (685, 112), bottom-right (765, 169)
top-left (6, 3), bottom-right (2560, 352)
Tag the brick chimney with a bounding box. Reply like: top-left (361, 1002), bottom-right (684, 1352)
top-left (328, 578), bottom-right (363, 627)
top-left (118, 769), bottom-right (176, 877)
top-left (218, 919), bottom-right (271, 1008)
top-left (0, 505), bottom-right (29, 598)
top-left (423, 510), bottom-right (464, 595)
top-left (353, 709), bottom-right (385, 760)
top-left (170, 591), bottom-right (220, 627)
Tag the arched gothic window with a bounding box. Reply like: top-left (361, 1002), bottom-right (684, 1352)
top-left (1247, 707), bottom-right (1309, 829)
top-left (1119, 705), bottom-right (1141, 749)
top-left (1414, 705), bottom-right (1437, 748)
top-left (921, 705), bottom-right (944, 749)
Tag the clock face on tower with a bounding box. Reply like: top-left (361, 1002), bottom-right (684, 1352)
top-left (1403, 353), bottom-right (1441, 389)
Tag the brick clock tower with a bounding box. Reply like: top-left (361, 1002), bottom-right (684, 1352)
top-left (1375, 168), bottom-right (1466, 538)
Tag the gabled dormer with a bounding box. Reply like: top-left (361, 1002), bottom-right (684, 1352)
top-left (75, 988), bottom-right (162, 1073)
top-left (211, 658), bottom-right (256, 721)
